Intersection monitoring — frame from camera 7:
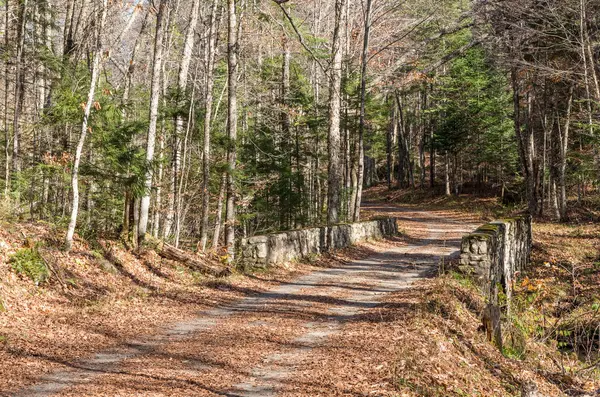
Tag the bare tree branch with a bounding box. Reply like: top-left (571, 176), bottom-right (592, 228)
top-left (271, 0), bottom-right (328, 74)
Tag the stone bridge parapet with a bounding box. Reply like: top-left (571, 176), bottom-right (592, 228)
top-left (240, 218), bottom-right (398, 268)
top-left (459, 215), bottom-right (532, 305)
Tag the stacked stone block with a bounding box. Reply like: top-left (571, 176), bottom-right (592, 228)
top-left (459, 216), bottom-right (532, 304)
top-left (240, 218), bottom-right (398, 268)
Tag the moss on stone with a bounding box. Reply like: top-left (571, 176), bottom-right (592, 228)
top-left (477, 223), bottom-right (502, 232)
top-left (464, 223), bottom-right (503, 240)
top-left (468, 233), bottom-right (492, 241)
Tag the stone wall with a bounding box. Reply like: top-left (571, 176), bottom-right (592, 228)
top-left (240, 218), bottom-right (398, 268)
top-left (459, 216), bottom-right (532, 305)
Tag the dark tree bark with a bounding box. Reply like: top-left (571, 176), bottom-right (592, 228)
top-left (557, 85), bottom-right (574, 221)
top-left (386, 103), bottom-right (393, 190)
top-left (199, 0), bottom-right (220, 251)
top-left (512, 69), bottom-right (538, 215)
top-left (165, 0), bottom-right (201, 240)
top-left (225, 0), bottom-right (239, 262)
top-left (12, 0), bottom-right (28, 178)
top-left (145, 236), bottom-right (230, 277)
top-left (352, 0), bottom-right (372, 222)
top-left (3, 0), bottom-right (10, 197)
top-left (327, 0), bottom-right (346, 233)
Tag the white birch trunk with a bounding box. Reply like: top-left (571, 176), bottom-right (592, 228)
top-left (65, 0), bottom-right (107, 251)
top-left (138, 0), bottom-right (168, 242)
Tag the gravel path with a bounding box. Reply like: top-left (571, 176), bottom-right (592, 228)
top-left (11, 204), bottom-right (477, 397)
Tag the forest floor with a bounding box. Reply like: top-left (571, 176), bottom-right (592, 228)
top-left (1, 187), bottom-right (599, 396)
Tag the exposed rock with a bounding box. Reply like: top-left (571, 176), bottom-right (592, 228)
top-left (521, 381), bottom-right (547, 397)
top-left (240, 218), bottom-right (398, 268)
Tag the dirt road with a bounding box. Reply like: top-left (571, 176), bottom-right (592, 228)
top-left (12, 204), bottom-right (477, 397)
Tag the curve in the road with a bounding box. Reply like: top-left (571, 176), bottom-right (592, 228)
top-left (12, 205), bottom-right (476, 397)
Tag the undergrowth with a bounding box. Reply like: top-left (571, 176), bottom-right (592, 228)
top-left (392, 276), bottom-right (527, 396)
top-left (9, 246), bottom-right (48, 285)
top-left (394, 255), bottom-right (599, 396)
top-left (363, 184), bottom-right (600, 393)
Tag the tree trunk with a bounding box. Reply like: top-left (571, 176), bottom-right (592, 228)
top-left (445, 151), bottom-right (451, 196)
top-left (558, 85), bottom-right (574, 221)
top-left (12, 0), bottom-right (28, 179)
top-left (419, 90), bottom-right (427, 188)
top-left (225, 0), bottom-right (239, 263)
top-left (386, 100), bottom-right (393, 190)
top-left (327, 0), bottom-right (347, 235)
top-left (429, 90), bottom-right (435, 188)
top-left (579, 0), bottom-right (595, 140)
top-left (352, 0), bottom-right (372, 222)
top-left (419, 140), bottom-right (426, 188)
top-left (396, 93), bottom-right (406, 188)
top-left (139, 0), bottom-right (169, 243)
top-left (145, 236), bottom-right (230, 277)
top-left (72, 0), bottom-right (86, 59)
top-left (212, 172), bottom-right (227, 250)
top-left (512, 69), bottom-right (537, 215)
top-left (62, 0), bottom-right (77, 59)
top-left (121, 9), bottom-right (148, 113)
top-left (408, 124), bottom-right (415, 188)
top-left (312, 0), bottom-right (322, 224)
top-left (174, 67), bottom-right (197, 247)
top-left (540, 112), bottom-right (548, 217)
top-left (281, 20), bottom-right (292, 227)
top-left (65, 0), bottom-right (107, 251)
top-left (158, 48), bottom-right (171, 238)
top-left (152, 127), bottom-right (165, 237)
top-left (164, 0), bottom-right (200, 240)
top-left (550, 177), bottom-right (560, 219)
top-left (199, 0), bottom-right (220, 251)
top-left (132, 197), bottom-right (140, 249)
top-left (123, 190), bottom-right (131, 241)
top-left (3, 0), bottom-right (10, 197)
top-left (121, 9), bottom-right (148, 239)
